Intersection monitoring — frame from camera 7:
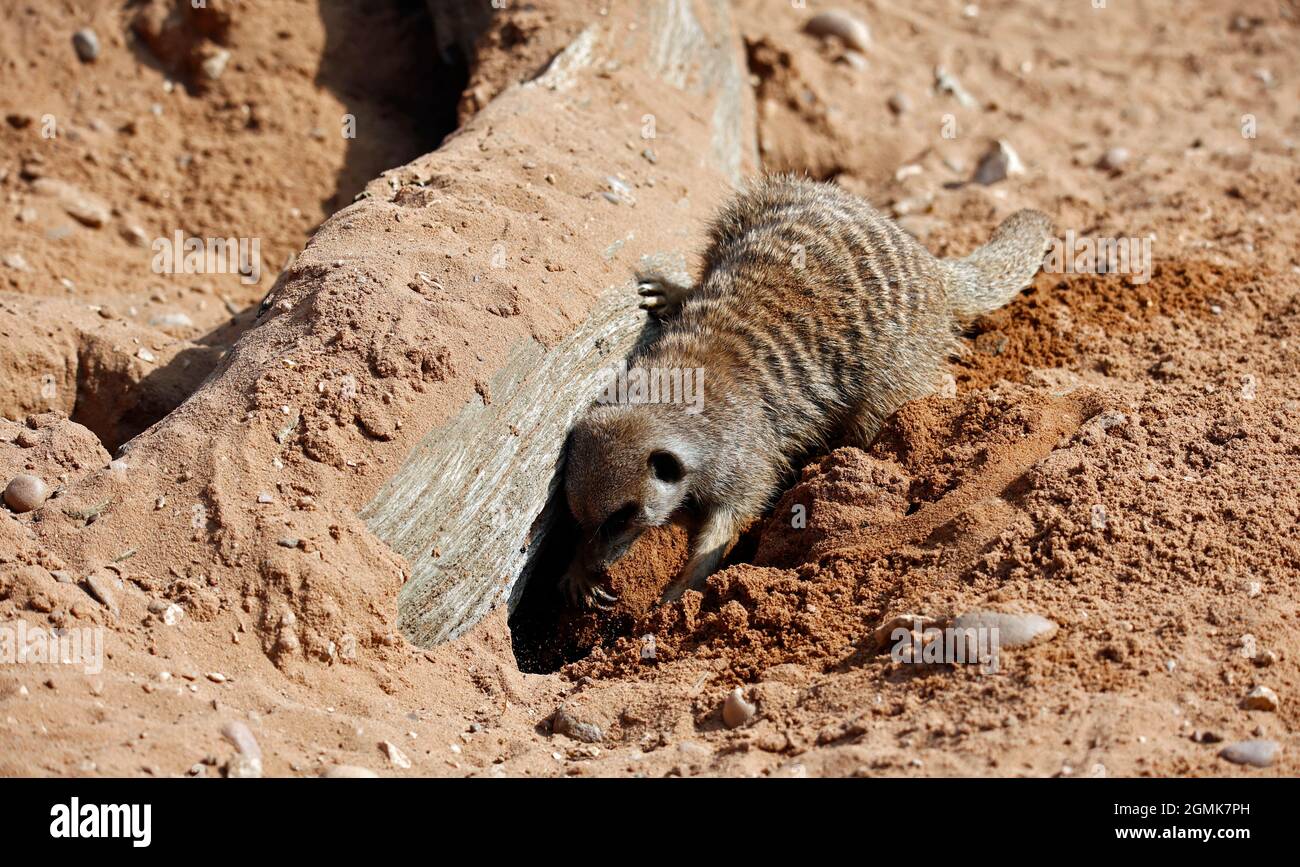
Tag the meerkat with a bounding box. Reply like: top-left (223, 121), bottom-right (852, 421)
top-left (561, 175), bottom-right (1051, 608)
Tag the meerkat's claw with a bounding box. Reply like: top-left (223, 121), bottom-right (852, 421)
top-left (561, 564), bottom-right (619, 611)
top-left (635, 275), bottom-right (693, 320)
top-left (637, 282), bottom-right (670, 317)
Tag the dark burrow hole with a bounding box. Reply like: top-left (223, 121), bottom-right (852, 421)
top-left (316, 0), bottom-right (476, 208)
top-left (508, 494), bottom-right (766, 676)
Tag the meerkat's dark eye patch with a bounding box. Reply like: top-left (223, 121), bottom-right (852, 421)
top-left (599, 503), bottom-right (638, 537)
top-left (648, 450), bottom-right (684, 483)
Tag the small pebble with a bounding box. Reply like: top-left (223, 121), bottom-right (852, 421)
top-left (1090, 504), bottom-right (1107, 529)
top-left (32, 178), bottom-right (111, 228)
top-left (972, 140), bottom-right (1025, 185)
top-left (839, 50), bottom-right (867, 71)
top-left (4, 474), bottom-right (48, 513)
top-left (149, 312), bottom-right (194, 329)
top-left (1242, 685), bottom-right (1279, 712)
top-left (200, 48), bottom-right (230, 81)
top-left (552, 707), bottom-right (604, 743)
top-left (320, 764), bottom-right (379, 778)
top-left (3, 252), bottom-right (30, 271)
top-left (72, 29), bottom-right (100, 63)
top-left (887, 92), bottom-right (911, 115)
top-left (804, 10), bottom-right (871, 53)
top-left (1096, 147), bottom-right (1129, 172)
top-left (381, 740), bottom-right (412, 769)
top-left (722, 687), bottom-right (757, 729)
top-left (119, 224), bottom-right (148, 247)
top-left (221, 720), bottom-right (263, 778)
top-left (949, 611), bottom-right (1058, 648)
top-left (1219, 739), bottom-right (1279, 768)
top-left (83, 573), bottom-right (118, 615)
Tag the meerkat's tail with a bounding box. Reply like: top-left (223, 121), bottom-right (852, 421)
top-left (941, 209), bottom-right (1053, 320)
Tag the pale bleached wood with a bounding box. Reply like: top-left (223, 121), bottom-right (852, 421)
top-left (363, 0), bottom-right (755, 646)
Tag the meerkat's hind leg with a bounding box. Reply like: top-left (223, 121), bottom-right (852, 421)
top-left (843, 400), bottom-right (888, 449)
top-left (659, 506), bottom-right (741, 604)
top-left (635, 266), bottom-right (695, 321)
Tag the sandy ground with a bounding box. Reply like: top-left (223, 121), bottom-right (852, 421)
top-left (2, 0), bottom-right (1299, 778)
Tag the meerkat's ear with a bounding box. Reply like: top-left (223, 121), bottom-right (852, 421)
top-left (648, 449), bottom-right (686, 483)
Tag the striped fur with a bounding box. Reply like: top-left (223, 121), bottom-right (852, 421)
top-left (562, 175), bottom-right (1051, 607)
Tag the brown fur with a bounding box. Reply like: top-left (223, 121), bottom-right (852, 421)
top-left (562, 175), bottom-right (1052, 607)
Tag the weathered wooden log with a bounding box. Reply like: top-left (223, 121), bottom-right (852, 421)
top-left (372, 0), bottom-right (757, 646)
top-left (23, 0), bottom-right (756, 659)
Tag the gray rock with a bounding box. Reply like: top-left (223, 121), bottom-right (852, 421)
top-left (1219, 739), bottom-right (1279, 768)
top-left (552, 707), bottom-right (603, 743)
top-left (72, 29), bottom-right (100, 63)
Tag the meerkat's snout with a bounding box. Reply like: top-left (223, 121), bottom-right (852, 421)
top-left (561, 405), bottom-right (694, 608)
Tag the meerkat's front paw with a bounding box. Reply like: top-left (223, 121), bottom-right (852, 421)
top-left (560, 561), bottom-right (619, 611)
top-left (635, 273), bottom-right (693, 320)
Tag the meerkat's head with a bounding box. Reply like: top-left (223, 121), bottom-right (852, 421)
top-left (564, 403), bottom-right (695, 572)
